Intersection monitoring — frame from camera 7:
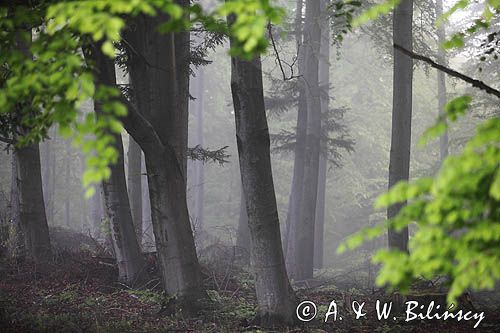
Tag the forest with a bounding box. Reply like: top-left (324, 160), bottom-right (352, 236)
top-left (0, 0), bottom-right (499, 332)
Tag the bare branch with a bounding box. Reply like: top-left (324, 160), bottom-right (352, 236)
top-left (394, 43), bottom-right (500, 99)
top-left (267, 24), bottom-right (300, 81)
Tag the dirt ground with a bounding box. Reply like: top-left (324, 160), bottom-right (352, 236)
top-left (1, 247), bottom-right (499, 332)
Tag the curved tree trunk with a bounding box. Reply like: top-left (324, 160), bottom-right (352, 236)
top-left (388, 0), bottom-right (413, 251)
top-left (229, 38), bottom-right (297, 325)
top-left (87, 43), bottom-right (147, 287)
top-left (124, 13), bottom-right (208, 309)
top-left (101, 133), bottom-right (147, 286)
top-left (144, 150), bottom-right (206, 308)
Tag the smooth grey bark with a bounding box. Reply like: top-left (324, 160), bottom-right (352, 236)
top-left (7, 30), bottom-right (51, 263)
top-left (314, 155), bottom-right (327, 269)
top-left (12, 144), bottom-right (52, 262)
top-left (89, 183), bottom-right (104, 238)
top-left (124, 14), bottom-right (207, 308)
top-left (144, 150), bottom-right (206, 306)
top-left (388, 0), bottom-right (413, 251)
top-left (313, 0), bottom-right (331, 270)
top-left (127, 136), bottom-right (143, 244)
top-left (435, 0), bottom-right (448, 161)
top-left (192, 69), bottom-right (205, 230)
top-left (9, 151), bottom-right (23, 259)
top-left (101, 132), bottom-right (147, 285)
top-left (41, 129), bottom-right (55, 223)
top-left (87, 43), bottom-right (147, 286)
top-left (125, 14), bottom-right (150, 249)
top-left (64, 139), bottom-right (71, 227)
top-left (174, 0), bottom-right (191, 178)
top-left (229, 37), bottom-right (296, 325)
top-left (291, 0), bottom-right (322, 280)
top-left (141, 153), bottom-right (154, 251)
top-left (284, 0), bottom-right (306, 264)
top-left (79, 152), bottom-right (89, 231)
top-left (236, 186), bottom-right (250, 259)
top-left (49, 137), bottom-right (56, 223)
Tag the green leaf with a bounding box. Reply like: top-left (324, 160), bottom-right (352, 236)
top-left (102, 40), bottom-right (115, 57)
top-left (352, 0), bottom-right (400, 27)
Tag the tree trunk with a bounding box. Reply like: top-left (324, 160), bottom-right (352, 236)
top-left (435, 0), bottom-right (448, 161)
top-left (144, 151), bottom-right (206, 307)
top-left (229, 41), bottom-right (296, 325)
top-left (87, 43), bottom-right (147, 286)
top-left (141, 153), bottom-right (154, 251)
top-left (41, 128), bottom-right (55, 223)
top-left (9, 151), bottom-right (23, 259)
top-left (236, 185), bottom-right (250, 260)
top-left (13, 144), bottom-right (52, 262)
top-left (284, 0), bottom-right (306, 266)
top-left (174, 0), bottom-right (191, 178)
top-left (124, 14), bottom-right (207, 308)
top-left (101, 132), bottom-right (147, 286)
top-left (64, 139), bottom-right (71, 228)
top-left (79, 152), bottom-right (89, 232)
top-left (9, 30), bottom-right (52, 263)
top-left (314, 0), bottom-right (331, 270)
top-left (127, 136), bottom-right (143, 245)
top-left (89, 183), bottom-right (104, 239)
top-left (292, 0), bottom-right (322, 280)
top-left (314, 155), bottom-right (327, 269)
top-left (387, 0), bottom-right (413, 251)
top-left (193, 69), bottom-right (205, 230)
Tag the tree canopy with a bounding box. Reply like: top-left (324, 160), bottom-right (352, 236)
top-left (0, 0), bottom-right (283, 197)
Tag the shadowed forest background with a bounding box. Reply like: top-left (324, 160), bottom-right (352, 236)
top-left (0, 0), bottom-right (499, 332)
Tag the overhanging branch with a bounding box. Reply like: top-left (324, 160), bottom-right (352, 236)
top-left (394, 43), bottom-right (500, 99)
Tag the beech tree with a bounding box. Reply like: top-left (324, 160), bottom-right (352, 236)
top-left (190, 68), bottom-right (206, 230)
top-left (229, 51), bottom-right (297, 325)
top-left (288, 0), bottom-right (322, 280)
top-left (85, 43), bottom-right (147, 286)
top-left (10, 143), bottom-right (52, 262)
top-left (236, 185), bottom-right (250, 259)
top-left (228, 9), bottom-right (297, 323)
top-left (340, 0), bottom-right (500, 306)
top-left (435, 0), bottom-right (448, 161)
top-left (1, 0), bottom-right (290, 313)
top-left (127, 137), bottom-right (143, 244)
top-left (285, 0), bottom-right (306, 265)
top-left (387, 0), bottom-right (413, 251)
top-left (3, 31), bottom-right (52, 263)
top-left (121, 13), bottom-right (208, 308)
top-left (314, 0), bottom-right (331, 269)
top-left (40, 128), bottom-right (56, 223)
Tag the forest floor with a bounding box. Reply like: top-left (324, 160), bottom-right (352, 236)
top-left (1, 230), bottom-right (499, 332)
